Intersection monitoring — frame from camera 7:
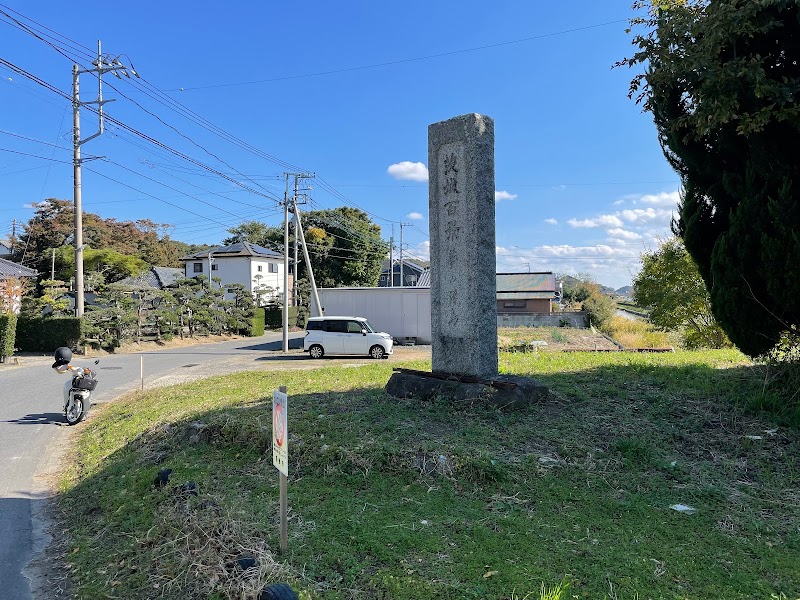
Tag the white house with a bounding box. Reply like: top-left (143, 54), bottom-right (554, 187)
top-left (179, 242), bottom-right (291, 304)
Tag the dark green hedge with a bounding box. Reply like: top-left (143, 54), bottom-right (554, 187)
top-left (16, 317), bottom-right (83, 352)
top-left (264, 306), bottom-right (300, 329)
top-left (248, 307), bottom-right (265, 337)
top-left (0, 312), bottom-right (17, 362)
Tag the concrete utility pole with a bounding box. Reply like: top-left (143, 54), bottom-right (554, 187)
top-left (294, 198), bottom-right (322, 318)
top-left (399, 222), bottom-right (411, 286)
top-left (281, 172), bottom-right (315, 352)
top-left (72, 41), bottom-right (138, 316)
top-left (389, 224), bottom-right (394, 287)
top-left (282, 175), bottom-right (290, 352)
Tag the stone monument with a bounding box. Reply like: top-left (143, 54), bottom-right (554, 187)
top-left (428, 113), bottom-right (498, 377)
top-left (385, 114), bottom-right (551, 409)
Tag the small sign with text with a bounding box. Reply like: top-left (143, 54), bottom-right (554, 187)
top-left (272, 389), bottom-right (288, 476)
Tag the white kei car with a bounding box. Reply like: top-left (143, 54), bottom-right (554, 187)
top-left (303, 316), bottom-right (394, 359)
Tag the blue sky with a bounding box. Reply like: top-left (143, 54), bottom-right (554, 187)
top-left (0, 1), bottom-right (678, 289)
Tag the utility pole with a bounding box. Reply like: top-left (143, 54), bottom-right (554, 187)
top-left (281, 172), bottom-right (314, 352)
top-left (282, 175), bottom-right (290, 352)
top-left (389, 224), bottom-right (394, 287)
top-left (72, 41), bottom-right (138, 317)
top-left (10, 219), bottom-right (16, 256)
top-left (294, 198), bottom-right (322, 318)
top-left (399, 222), bottom-right (411, 287)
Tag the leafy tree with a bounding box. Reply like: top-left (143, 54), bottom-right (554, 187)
top-left (300, 207), bottom-right (387, 288)
top-left (19, 198), bottom-right (183, 277)
top-left (622, 0), bottom-right (800, 356)
top-left (54, 246), bottom-right (147, 286)
top-left (634, 238), bottom-right (730, 348)
top-left (228, 208), bottom-right (387, 289)
top-left (582, 292), bottom-right (615, 328)
top-left (223, 222), bottom-right (284, 250)
top-left (20, 279), bottom-right (70, 318)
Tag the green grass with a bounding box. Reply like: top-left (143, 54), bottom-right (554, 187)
top-left (60, 350), bottom-right (800, 599)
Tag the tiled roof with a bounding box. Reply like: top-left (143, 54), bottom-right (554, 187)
top-left (153, 266), bottom-right (184, 287)
top-left (0, 257), bottom-right (37, 278)
top-left (116, 267), bottom-right (184, 289)
top-left (496, 272), bottom-right (556, 293)
top-left (181, 241), bottom-right (282, 260)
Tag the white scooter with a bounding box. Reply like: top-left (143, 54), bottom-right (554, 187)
top-left (52, 347), bottom-right (98, 425)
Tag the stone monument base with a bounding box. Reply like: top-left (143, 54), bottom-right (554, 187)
top-left (384, 370), bottom-right (552, 410)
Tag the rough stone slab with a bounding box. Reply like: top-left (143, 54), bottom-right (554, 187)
top-left (384, 372), bottom-right (551, 410)
top-left (428, 113), bottom-right (497, 378)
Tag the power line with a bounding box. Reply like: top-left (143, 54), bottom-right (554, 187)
top-left (167, 19), bottom-right (629, 92)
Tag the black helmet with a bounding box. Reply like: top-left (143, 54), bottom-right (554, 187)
top-left (52, 346), bottom-right (73, 369)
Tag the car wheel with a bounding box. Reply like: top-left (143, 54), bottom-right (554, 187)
top-left (369, 345), bottom-right (385, 360)
top-left (309, 344), bottom-right (324, 359)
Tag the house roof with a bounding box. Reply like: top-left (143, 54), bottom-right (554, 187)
top-left (180, 241), bottom-right (283, 261)
top-left (496, 272), bottom-right (556, 294)
top-left (0, 257), bottom-right (37, 278)
top-left (116, 266), bottom-right (184, 289)
top-left (380, 258), bottom-right (429, 273)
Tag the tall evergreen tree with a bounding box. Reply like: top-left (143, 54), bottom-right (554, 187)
top-left (623, 0), bottom-right (800, 356)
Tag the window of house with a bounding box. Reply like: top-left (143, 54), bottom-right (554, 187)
top-left (257, 265), bottom-right (263, 272)
top-left (268, 263), bottom-right (278, 273)
top-left (503, 300), bottom-right (526, 308)
top-left (211, 263), bottom-right (218, 271)
top-left (193, 262), bottom-right (203, 273)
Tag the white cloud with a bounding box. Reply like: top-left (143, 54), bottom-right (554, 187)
top-left (407, 212), bottom-right (424, 220)
top-left (620, 207), bottom-right (673, 225)
top-left (493, 243), bottom-right (641, 288)
top-left (639, 190), bottom-right (680, 208)
top-left (552, 184), bottom-right (566, 191)
top-left (612, 199), bottom-right (625, 206)
top-left (568, 214), bottom-right (624, 229)
top-left (544, 218), bottom-right (558, 225)
top-left (607, 228), bottom-right (643, 241)
top-left (387, 161), bottom-right (429, 182)
top-left (23, 203), bottom-right (39, 209)
top-left (495, 190), bottom-right (518, 202)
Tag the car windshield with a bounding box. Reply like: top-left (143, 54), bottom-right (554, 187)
top-left (360, 320), bottom-right (376, 333)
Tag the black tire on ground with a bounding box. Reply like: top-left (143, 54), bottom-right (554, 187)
top-left (369, 345), bottom-right (385, 359)
top-left (64, 396), bottom-right (85, 425)
top-left (308, 344), bottom-right (324, 359)
top-left (260, 583), bottom-right (299, 600)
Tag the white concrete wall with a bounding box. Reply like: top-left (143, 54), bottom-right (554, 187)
top-left (318, 287), bottom-right (432, 343)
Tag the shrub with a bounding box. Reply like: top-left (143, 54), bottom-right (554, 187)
top-left (0, 312), bottom-right (17, 362)
top-left (582, 293), bottom-right (615, 328)
top-left (264, 306), bottom-right (299, 329)
top-left (15, 316), bottom-right (83, 351)
top-left (248, 307), bottom-right (265, 337)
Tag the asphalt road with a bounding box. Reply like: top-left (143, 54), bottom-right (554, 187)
top-left (0, 332), bottom-right (304, 599)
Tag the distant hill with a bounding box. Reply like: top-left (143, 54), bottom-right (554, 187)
top-left (616, 286), bottom-right (634, 297)
top-left (556, 274), bottom-right (630, 297)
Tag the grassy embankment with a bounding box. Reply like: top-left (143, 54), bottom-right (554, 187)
top-left (60, 350), bottom-right (800, 599)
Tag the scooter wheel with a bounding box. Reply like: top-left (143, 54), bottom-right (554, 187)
top-left (65, 396), bottom-right (86, 425)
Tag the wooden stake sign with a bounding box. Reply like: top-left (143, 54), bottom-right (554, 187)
top-left (273, 386), bottom-right (289, 553)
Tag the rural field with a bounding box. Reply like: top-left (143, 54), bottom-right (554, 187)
top-left (60, 349), bottom-right (800, 599)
